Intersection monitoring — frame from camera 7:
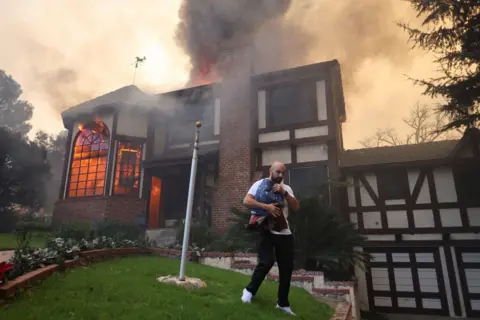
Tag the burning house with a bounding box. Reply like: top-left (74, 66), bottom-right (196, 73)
top-left (51, 58), bottom-right (480, 317)
top-left (53, 59), bottom-right (346, 235)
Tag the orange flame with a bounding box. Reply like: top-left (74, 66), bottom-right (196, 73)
top-left (77, 118), bottom-right (107, 135)
top-left (191, 58), bottom-right (221, 86)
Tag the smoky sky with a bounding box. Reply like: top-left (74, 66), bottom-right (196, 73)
top-left (1, 0), bottom-right (441, 148)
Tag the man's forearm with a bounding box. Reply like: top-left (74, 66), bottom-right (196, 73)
top-left (285, 193), bottom-right (299, 212)
top-left (243, 196), bottom-right (268, 211)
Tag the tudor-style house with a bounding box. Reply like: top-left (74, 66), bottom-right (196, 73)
top-left (52, 58), bottom-right (480, 318)
top-left (341, 128), bottom-right (480, 318)
top-left (53, 59), bottom-right (346, 237)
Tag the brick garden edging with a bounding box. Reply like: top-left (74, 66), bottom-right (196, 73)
top-left (0, 248), bottom-right (353, 320)
top-left (0, 247), bottom-right (149, 302)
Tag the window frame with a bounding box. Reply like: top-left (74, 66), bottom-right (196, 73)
top-left (66, 122), bottom-right (110, 198)
top-left (264, 79), bottom-right (320, 131)
top-left (112, 137), bottom-right (145, 197)
top-left (287, 165), bottom-right (330, 200)
top-left (166, 97), bottom-right (215, 146)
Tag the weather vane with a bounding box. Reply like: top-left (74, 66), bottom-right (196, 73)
top-left (132, 56), bottom-right (146, 85)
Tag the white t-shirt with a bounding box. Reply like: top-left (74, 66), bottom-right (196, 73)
top-left (247, 178), bottom-right (295, 235)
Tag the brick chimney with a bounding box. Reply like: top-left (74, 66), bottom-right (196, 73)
top-left (211, 78), bottom-right (254, 233)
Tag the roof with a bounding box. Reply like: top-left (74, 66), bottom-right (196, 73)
top-left (61, 85), bottom-right (157, 124)
top-left (339, 139), bottom-right (460, 168)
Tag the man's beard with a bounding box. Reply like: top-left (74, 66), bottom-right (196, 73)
top-left (273, 177), bottom-right (283, 183)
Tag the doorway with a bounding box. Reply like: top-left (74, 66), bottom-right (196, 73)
top-left (148, 176), bottom-right (162, 229)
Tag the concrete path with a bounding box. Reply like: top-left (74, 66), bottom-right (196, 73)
top-left (0, 250), bottom-right (14, 263)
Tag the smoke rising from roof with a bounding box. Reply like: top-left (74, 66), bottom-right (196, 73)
top-left (175, 0), bottom-right (292, 83)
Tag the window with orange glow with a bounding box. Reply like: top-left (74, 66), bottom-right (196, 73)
top-left (68, 121), bottom-right (109, 197)
top-left (113, 141), bottom-right (142, 196)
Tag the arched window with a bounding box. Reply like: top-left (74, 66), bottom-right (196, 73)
top-left (67, 121), bottom-right (110, 197)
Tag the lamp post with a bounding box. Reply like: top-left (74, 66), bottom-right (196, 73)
top-left (178, 121), bottom-right (201, 281)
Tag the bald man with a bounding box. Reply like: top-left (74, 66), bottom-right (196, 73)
top-left (240, 161), bottom-right (300, 315)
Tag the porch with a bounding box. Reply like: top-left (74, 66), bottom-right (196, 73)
top-left (142, 149), bottom-right (218, 244)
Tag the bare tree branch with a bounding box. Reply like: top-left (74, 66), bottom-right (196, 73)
top-left (359, 102), bottom-right (462, 148)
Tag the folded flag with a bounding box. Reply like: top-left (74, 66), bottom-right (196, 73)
top-left (247, 179), bottom-right (287, 231)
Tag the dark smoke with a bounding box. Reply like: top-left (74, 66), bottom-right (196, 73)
top-left (175, 0), bottom-right (291, 83)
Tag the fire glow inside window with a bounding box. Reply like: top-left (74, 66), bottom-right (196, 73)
top-left (113, 141), bottom-right (142, 196)
top-left (68, 121), bottom-right (109, 197)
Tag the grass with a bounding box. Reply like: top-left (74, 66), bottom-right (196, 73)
top-left (0, 256), bottom-right (334, 320)
top-left (0, 232), bottom-right (49, 250)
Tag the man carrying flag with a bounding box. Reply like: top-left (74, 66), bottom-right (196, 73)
top-left (240, 161), bottom-right (300, 316)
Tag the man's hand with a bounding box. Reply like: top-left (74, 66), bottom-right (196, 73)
top-left (264, 203), bottom-right (282, 218)
top-left (272, 184), bottom-right (285, 195)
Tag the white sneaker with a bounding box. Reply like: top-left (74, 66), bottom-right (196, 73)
top-left (241, 288), bottom-right (252, 303)
top-left (276, 304), bottom-right (296, 316)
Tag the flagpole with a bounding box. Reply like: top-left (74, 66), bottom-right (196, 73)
top-left (179, 121), bottom-right (201, 281)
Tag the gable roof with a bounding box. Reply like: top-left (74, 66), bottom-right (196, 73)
top-left (339, 139), bottom-right (460, 168)
top-left (61, 85), bottom-right (156, 124)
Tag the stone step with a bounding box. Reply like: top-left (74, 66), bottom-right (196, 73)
top-left (145, 229), bottom-right (177, 247)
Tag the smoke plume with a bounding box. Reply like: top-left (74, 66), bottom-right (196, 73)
top-left (175, 0), bottom-right (291, 84)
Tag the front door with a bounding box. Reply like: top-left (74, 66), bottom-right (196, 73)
top-left (148, 176), bottom-right (162, 229)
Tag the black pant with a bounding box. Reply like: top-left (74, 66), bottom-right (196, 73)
top-left (246, 230), bottom-right (294, 307)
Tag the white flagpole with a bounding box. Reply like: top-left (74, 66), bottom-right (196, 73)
top-left (179, 121), bottom-right (201, 281)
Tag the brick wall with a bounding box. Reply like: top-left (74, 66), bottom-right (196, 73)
top-left (211, 80), bottom-right (253, 233)
top-left (52, 196), bottom-right (146, 227)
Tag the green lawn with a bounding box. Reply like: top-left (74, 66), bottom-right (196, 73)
top-left (0, 256), bottom-right (333, 320)
top-left (0, 232), bottom-right (49, 249)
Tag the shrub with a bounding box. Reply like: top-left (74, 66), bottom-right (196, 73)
top-left (213, 206), bottom-right (257, 253)
top-left (289, 192), bottom-right (371, 274)
top-left (175, 219), bottom-right (218, 249)
top-left (54, 222), bottom-right (93, 241)
top-left (94, 220), bottom-right (143, 241)
top-left (5, 236), bottom-right (152, 282)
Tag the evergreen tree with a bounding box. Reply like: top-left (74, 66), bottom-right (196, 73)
top-left (400, 0), bottom-right (480, 130)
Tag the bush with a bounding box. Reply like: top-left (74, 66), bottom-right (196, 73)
top-left (213, 206), bottom-right (257, 253)
top-left (94, 220), bottom-right (142, 241)
top-left (175, 219), bottom-right (219, 249)
top-left (289, 192), bottom-right (371, 274)
top-left (54, 222), bottom-right (93, 241)
top-left (6, 236), bottom-right (152, 282)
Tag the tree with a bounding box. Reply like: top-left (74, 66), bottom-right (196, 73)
top-left (359, 102), bottom-right (458, 148)
top-left (0, 128), bottom-right (50, 232)
top-left (400, 1), bottom-right (480, 131)
top-left (34, 130), bottom-right (67, 214)
top-left (0, 70), bottom-right (34, 137)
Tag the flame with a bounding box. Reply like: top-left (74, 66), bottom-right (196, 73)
top-left (77, 118), bottom-right (107, 135)
top-left (191, 58), bottom-right (221, 86)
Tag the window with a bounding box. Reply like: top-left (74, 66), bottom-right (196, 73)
top-left (68, 121), bottom-right (109, 197)
top-left (268, 82), bottom-right (315, 127)
top-left (113, 141), bottom-right (143, 196)
top-left (167, 99), bottom-right (214, 145)
top-left (454, 165), bottom-right (480, 206)
top-left (376, 169), bottom-right (408, 200)
top-left (288, 166), bottom-right (329, 198)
